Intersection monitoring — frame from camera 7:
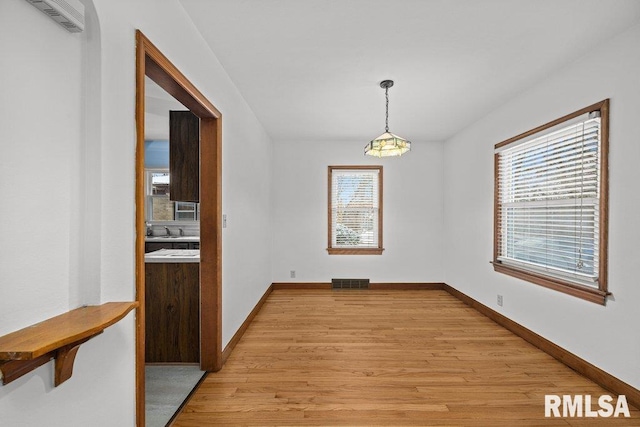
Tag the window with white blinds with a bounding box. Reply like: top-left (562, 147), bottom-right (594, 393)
top-left (493, 100), bottom-right (609, 304)
top-left (328, 166), bottom-right (383, 255)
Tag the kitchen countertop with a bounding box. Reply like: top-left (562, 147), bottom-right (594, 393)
top-left (145, 249), bottom-right (200, 263)
top-left (145, 236), bottom-right (200, 243)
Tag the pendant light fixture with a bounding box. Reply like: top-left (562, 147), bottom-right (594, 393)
top-left (364, 80), bottom-right (411, 157)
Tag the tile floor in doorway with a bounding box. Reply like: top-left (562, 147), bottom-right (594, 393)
top-left (145, 365), bottom-right (205, 427)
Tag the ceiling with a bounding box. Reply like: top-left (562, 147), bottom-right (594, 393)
top-left (179, 0), bottom-right (640, 143)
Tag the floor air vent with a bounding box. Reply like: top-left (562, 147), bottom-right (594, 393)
top-left (331, 278), bottom-right (370, 290)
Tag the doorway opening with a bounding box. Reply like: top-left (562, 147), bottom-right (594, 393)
top-left (135, 30), bottom-right (222, 427)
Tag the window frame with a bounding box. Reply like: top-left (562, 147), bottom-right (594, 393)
top-left (493, 99), bottom-right (609, 305)
top-left (327, 165), bottom-right (384, 255)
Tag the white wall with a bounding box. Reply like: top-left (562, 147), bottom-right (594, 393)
top-left (0, 1), bottom-right (132, 426)
top-left (0, 0), bottom-right (273, 425)
top-left (443, 23), bottom-right (640, 390)
top-left (0, 0), bottom-right (81, 331)
top-left (272, 139), bottom-right (444, 283)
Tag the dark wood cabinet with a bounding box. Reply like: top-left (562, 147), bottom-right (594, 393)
top-left (145, 242), bottom-right (173, 253)
top-left (145, 263), bottom-right (200, 363)
top-left (170, 110), bottom-right (200, 202)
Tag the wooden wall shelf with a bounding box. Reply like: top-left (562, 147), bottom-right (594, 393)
top-left (0, 302), bottom-right (138, 386)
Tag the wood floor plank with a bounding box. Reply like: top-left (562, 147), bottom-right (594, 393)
top-left (172, 290), bottom-right (640, 426)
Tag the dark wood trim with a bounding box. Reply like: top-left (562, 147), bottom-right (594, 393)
top-left (143, 54), bottom-right (220, 120)
top-left (493, 152), bottom-right (499, 264)
top-left (271, 282), bottom-right (445, 290)
top-left (494, 99), bottom-right (609, 149)
top-left (221, 284), bottom-right (274, 364)
top-left (369, 282), bottom-right (445, 290)
top-left (378, 166), bottom-right (383, 251)
top-left (134, 30), bottom-right (147, 427)
top-left (135, 30), bottom-right (223, 427)
top-left (327, 166), bottom-right (331, 251)
top-left (144, 362), bottom-right (200, 366)
top-left (443, 284), bottom-right (640, 410)
top-left (598, 99), bottom-right (610, 296)
top-left (493, 263), bottom-right (607, 305)
top-left (199, 117), bottom-right (223, 372)
top-left (272, 282), bottom-right (332, 290)
top-left (493, 99), bottom-right (610, 304)
top-left (327, 248), bottom-right (384, 255)
top-left (327, 165), bottom-right (383, 255)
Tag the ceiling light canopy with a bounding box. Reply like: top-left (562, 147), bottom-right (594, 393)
top-left (365, 80), bottom-right (411, 158)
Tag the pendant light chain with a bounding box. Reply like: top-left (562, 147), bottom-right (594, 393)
top-left (385, 86), bottom-right (389, 133)
top-left (364, 79), bottom-right (411, 157)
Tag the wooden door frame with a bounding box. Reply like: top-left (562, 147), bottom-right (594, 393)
top-left (135, 30), bottom-right (223, 427)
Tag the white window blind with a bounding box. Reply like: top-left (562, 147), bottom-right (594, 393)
top-left (496, 113), bottom-right (602, 287)
top-left (330, 169), bottom-right (380, 248)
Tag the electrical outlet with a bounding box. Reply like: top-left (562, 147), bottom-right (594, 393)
top-left (290, 270), bottom-right (296, 279)
top-left (497, 294), bottom-right (503, 307)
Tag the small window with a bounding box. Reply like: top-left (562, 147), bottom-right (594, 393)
top-left (328, 166), bottom-right (383, 255)
top-left (175, 201), bottom-right (199, 221)
top-left (145, 170), bottom-right (199, 221)
top-left (493, 100), bottom-right (609, 304)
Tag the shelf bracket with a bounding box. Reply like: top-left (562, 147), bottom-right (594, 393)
top-left (54, 332), bottom-right (102, 386)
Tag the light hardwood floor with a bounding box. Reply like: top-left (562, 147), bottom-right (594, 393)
top-left (173, 290), bottom-right (639, 426)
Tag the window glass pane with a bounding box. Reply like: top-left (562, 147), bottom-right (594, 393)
top-left (151, 172), bottom-right (170, 195)
top-left (175, 202), bottom-right (197, 221)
